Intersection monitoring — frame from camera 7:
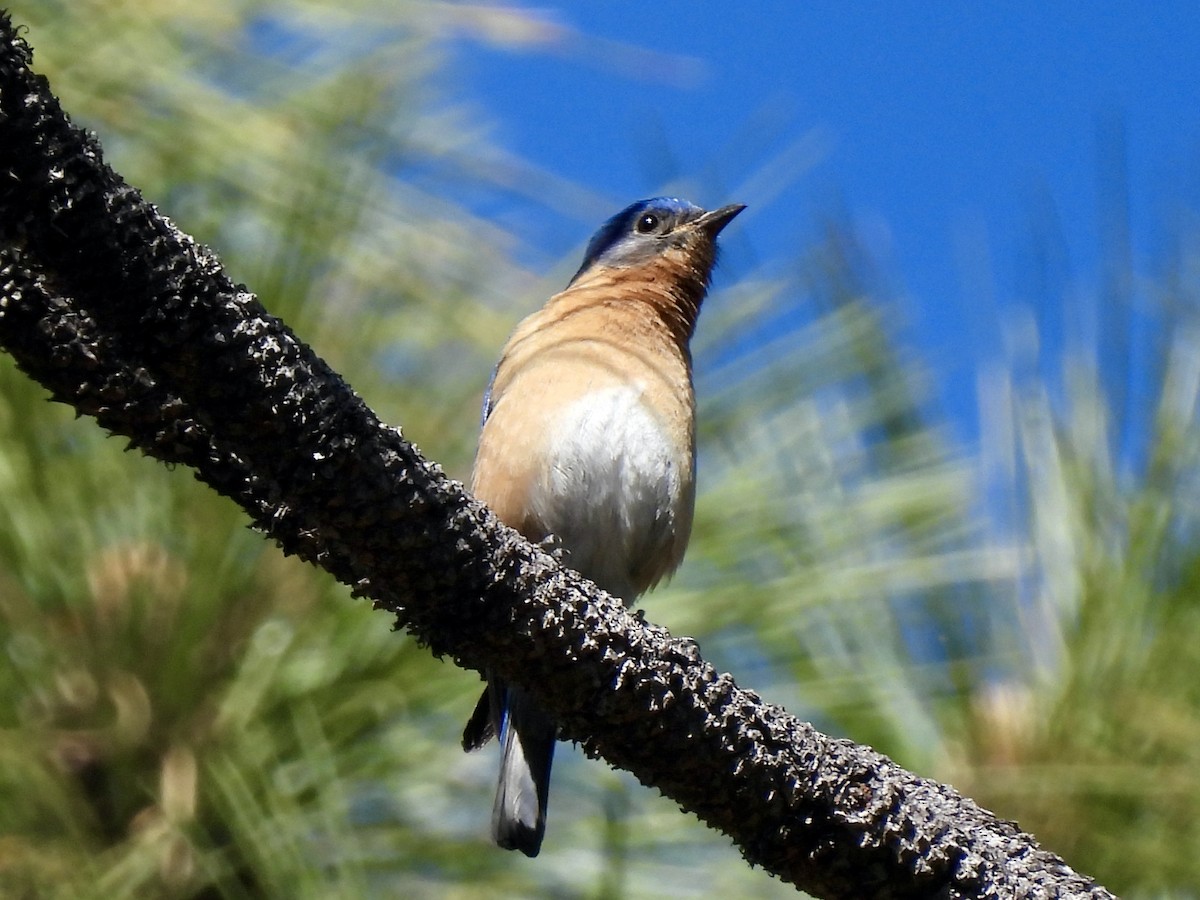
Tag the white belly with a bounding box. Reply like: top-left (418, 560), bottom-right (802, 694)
top-left (530, 385), bottom-right (691, 600)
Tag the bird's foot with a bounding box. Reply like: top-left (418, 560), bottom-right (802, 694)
top-left (537, 533), bottom-right (567, 561)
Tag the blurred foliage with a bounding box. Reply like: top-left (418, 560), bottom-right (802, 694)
top-left (1, 2), bottom-right (1198, 899)
top-left (945, 285), bottom-right (1200, 895)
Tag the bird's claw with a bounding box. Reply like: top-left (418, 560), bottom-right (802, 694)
top-left (538, 533), bottom-right (567, 561)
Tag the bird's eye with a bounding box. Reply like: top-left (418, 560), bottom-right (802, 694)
top-left (635, 212), bottom-right (661, 234)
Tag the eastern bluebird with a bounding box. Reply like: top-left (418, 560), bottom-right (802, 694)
top-left (462, 197), bottom-right (745, 857)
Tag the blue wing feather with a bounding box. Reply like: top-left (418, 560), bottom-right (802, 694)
top-left (481, 362), bottom-right (500, 428)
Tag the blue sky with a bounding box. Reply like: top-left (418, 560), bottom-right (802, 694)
top-left (451, 3), bottom-right (1200, 447)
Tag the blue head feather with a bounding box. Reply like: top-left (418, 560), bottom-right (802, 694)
top-left (568, 197), bottom-right (704, 285)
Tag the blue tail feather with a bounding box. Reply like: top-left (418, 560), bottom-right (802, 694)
top-left (491, 682), bottom-right (556, 857)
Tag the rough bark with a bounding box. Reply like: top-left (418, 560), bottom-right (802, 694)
top-left (0, 12), bottom-right (1113, 898)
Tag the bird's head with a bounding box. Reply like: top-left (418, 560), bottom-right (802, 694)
top-left (568, 197), bottom-right (745, 287)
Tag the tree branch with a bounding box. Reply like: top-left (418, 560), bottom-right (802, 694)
top-left (0, 12), bottom-right (1112, 898)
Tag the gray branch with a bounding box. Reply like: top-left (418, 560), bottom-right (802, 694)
top-left (0, 12), bottom-right (1112, 899)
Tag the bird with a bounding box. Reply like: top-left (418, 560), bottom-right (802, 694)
top-left (461, 196), bottom-right (745, 857)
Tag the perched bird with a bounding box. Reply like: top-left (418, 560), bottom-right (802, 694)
top-left (462, 197), bottom-right (744, 857)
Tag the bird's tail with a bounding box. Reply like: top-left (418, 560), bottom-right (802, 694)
top-left (492, 684), bottom-right (556, 857)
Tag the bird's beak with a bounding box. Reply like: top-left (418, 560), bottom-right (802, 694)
top-left (694, 203), bottom-right (746, 237)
